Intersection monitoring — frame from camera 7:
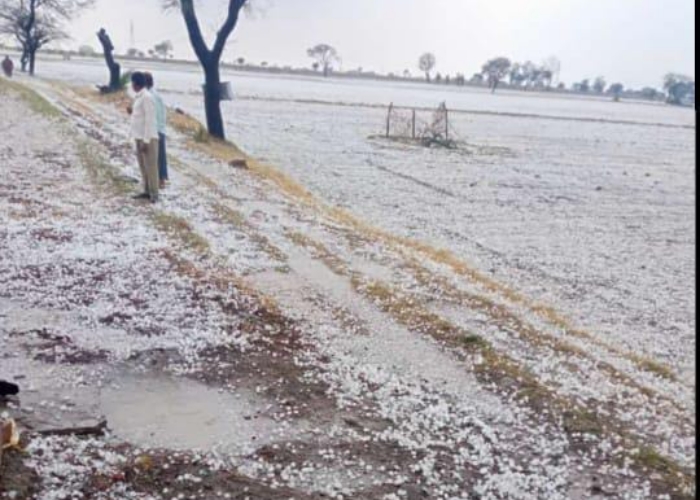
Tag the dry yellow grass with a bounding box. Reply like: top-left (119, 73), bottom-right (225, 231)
top-left (330, 210), bottom-right (678, 381)
top-left (285, 231), bottom-right (348, 275)
top-left (169, 111), bottom-right (316, 204)
top-left (151, 212), bottom-right (211, 255)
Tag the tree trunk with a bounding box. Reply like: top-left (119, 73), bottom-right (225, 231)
top-left (20, 50), bottom-right (28, 73)
top-left (26, 0), bottom-right (37, 76)
top-left (203, 62), bottom-right (225, 139)
top-left (97, 29), bottom-right (121, 92)
top-left (179, 0), bottom-right (246, 140)
top-left (109, 62), bottom-right (121, 90)
top-left (28, 49), bottom-right (36, 76)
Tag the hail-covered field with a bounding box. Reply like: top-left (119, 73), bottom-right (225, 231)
top-left (1, 56), bottom-right (695, 499)
top-left (41, 56), bottom-right (695, 382)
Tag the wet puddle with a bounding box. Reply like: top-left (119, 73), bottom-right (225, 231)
top-left (99, 373), bottom-right (281, 455)
top-left (1, 298), bottom-right (303, 456)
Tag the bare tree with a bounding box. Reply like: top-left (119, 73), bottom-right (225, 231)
top-left (0, 0), bottom-right (94, 75)
top-left (97, 28), bottom-right (121, 92)
top-left (482, 57), bottom-right (511, 93)
top-left (164, 0), bottom-right (249, 139)
top-left (543, 56), bottom-right (561, 85)
top-left (418, 52), bottom-right (436, 82)
top-left (307, 44), bottom-right (338, 77)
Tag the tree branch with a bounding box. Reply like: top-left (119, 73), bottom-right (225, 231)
top-left (211, 0), bottom-right (246, 61)
top-left (178, 0), bottom-right (210, 64)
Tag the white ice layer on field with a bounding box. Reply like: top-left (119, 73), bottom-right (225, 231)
top-left (1, 66), bottom-right (693, 499)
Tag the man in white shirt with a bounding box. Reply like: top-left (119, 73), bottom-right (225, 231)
top-left (129, 72), bottom-right (160, 203)
top-left (144, 72), bottom-right (169, 189)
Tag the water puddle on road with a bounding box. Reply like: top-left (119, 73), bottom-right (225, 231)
top-left (99, 373), bottom-right (281, 455)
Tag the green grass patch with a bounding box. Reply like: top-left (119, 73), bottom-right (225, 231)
top-left (0, 77), bottom-right (62, 118)
top-left (459, 334), bottom-right (488, 348)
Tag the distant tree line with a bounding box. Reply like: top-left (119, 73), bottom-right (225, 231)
top-left (394, 51), bottom-right (693, 106)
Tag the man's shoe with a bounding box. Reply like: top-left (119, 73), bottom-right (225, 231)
top-left (132, 193), bottom-right (150, 200)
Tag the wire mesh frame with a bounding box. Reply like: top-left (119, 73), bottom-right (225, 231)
top-left (385, 102), bottom-right (449, 141)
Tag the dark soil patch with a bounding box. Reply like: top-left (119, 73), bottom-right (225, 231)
top-left (84, 445), bottom-right (325, 500)
top-left (30, 228), bottom-right (74, 243)
top-left (10, 328), bottom-right (108, 365)
top-left (0, 448), bottom-right (40, 499)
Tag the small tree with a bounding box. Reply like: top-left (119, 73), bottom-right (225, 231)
top-left (543, 56), bottom-right (561, 85)
top-left (509, 63), bottom-right (525, 86)
top-left (482, 56), bottom-right (511, 93)
top-left (418, 52), bottom-right (436, 82)
top-left (236, 56), bottom-right (245, 65)
top-left (0, 0), bottom-right (94, 75)
top-left (78, 44), bottom-right (96, 56)
top-left (164, 0), bottom-right (249, 140)
top-left (593, 76), bottom-right (606, 93)
top-left (153, 40), bottom-right (174, 59)
top-left (307, 43), bottom-right (338, 77)
top-left (641, 87), bottom-right (659, 101)
top-left (663, 73), bottom-right (694, 105)
top-left (521, 61), bottom-right (537, 88)
top-left (541, 70), bottom-right (553, 89)
top-left (576, 79), bottom-right (590, 92)
top-left (608, 83), bottom-right (624, 101)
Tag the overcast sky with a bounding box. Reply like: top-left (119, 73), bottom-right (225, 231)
top-left (65, 0), bottom-right (695, 89)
